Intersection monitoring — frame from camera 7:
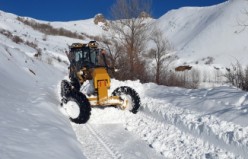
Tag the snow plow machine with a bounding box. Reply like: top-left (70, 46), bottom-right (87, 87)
top-left (60, 41), bottom-right (141, 124)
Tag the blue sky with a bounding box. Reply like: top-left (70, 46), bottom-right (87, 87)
top-left (0, 0), bottom-right (227, 21)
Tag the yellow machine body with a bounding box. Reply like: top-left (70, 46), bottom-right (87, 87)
top-left (69, 41), bottom-right (126, 108)
top-left (92, 68), bottom-right (110, 104)
top-left (85, 68), bottom-right (124, 107)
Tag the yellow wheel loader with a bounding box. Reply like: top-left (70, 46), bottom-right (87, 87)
top-left (60, 41), bottom-right (140, 124)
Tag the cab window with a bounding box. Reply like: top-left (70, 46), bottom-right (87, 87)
top-left (90, 49), bottom-right (99, 65)
top-left (75, 50), bottom-right (82, 62)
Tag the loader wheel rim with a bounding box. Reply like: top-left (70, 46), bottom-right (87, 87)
top-left (64, 101), bottom-right (80, 119)
top-left (111, 86), bottom-right (141, 113)
top-left (120, 94), bottom-right (132, 110)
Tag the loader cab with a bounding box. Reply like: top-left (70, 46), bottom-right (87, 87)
top-left (69, 42), bottom-right (100, 70)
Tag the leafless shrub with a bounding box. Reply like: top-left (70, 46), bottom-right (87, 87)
top-left (160, 69), bottom-right (200, 89)
top-left (214, 69), bottom-right (223, 83)
top-left (225, 61), bottom-right (248, 91)
top-left (160, 71), bottom-right (182, 87)
top-left (0, 29), bottom-right (13, 38)
top-left (0, 29), bottom-right (25, 44)
top-left (186, 69), bottom-right (200, 89)
top-left (25, 41), bottom-right (38, 49)
top-left (244, 67), bottom-right (248, 90)
top-left (34, 48), bottom-right (42, 60)
top-left (202, 71), bottom-right (208, 82)
top-left (204, 56), bottom-right (214, 65)
top-left (16, 17), bottom-right (85, 39)
top-left (12, 35), bottom-right (24, 44)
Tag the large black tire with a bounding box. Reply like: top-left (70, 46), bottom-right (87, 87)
top-left (66, 91), bottom-right (91, 124)
top-left (61, 80), bottom-right (91, 124)
top-left (61, 80), bottom-right (72, 98)
top-left (112, 86), bottom-right (141, 114)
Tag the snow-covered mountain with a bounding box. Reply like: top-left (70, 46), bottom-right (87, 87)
top-left (40, 0), bottom-right (248, 68)
top-left (156, 0), bottom-right (248, 66)
top-left (1, 0), bottom-right (248, 158)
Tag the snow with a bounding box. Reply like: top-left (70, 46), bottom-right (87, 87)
top-left (0, 11), bottom-right (87, 159)
top-left (1, 0), bottom-right (248, 158)
top-left (50, 18), bottom-right (104, 36)
top-left (155, 0), bottom-right (248, 66)
top-left (0, 46), bottom-right (86, 158)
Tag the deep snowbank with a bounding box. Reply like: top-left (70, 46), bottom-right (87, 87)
top-left (110, 79), bottom-right (248, 158)
top-left (0, 41), bottom-right (86, 158)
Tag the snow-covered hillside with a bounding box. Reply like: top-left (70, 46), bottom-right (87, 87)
top-left (0, 11), bottom-right (88, 159)
top-left (1, 0), bottom-right (248, 158)
top-left (156, 0), bottom-right (248, 66)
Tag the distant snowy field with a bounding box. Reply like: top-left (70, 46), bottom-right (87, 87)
top-left (1, 0), bottom-right (248, 158)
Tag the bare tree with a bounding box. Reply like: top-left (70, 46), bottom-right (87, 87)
top-left (244, 66), bottom-right (248, 90)
top-left (148, 29), bottom-right (171, 84)
top-left (225, 61), bottom-right (248, 91)
top-left (110, 0), bottom-right (151, 80)
top-left (99, 35), bottom-right (124, 78)
top-left (100, 35), bottom-right (122, 68)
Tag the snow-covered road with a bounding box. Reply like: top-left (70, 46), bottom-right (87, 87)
top-left (63, 79), bottom-right (248, 159)
top-left (72, 108), bottom-right (164, 159)
top-left (70, 107), bottom-right (238, 159)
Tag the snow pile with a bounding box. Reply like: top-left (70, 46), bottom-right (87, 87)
top-left (0, 11), bottom-right (87, 159)
top-left (0, 44), bottom-right (86, 159)
top-left (109, 79), bottom-right (248, 158)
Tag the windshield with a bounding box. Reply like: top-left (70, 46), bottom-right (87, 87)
top-left (70, 47), bottom-right (100, 67)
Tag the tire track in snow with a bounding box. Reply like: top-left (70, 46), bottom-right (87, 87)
top-left (72, 107), bottom-right (165, 159)
top-left (86, 124), bottom-right (122, 159)
top-left (72, 123), bottom-right (122, 159)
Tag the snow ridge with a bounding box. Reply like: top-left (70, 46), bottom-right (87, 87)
top-left (142, 101), bottom-right (247, 158)
top-left (125, 111), bottom-right (237, 158)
